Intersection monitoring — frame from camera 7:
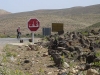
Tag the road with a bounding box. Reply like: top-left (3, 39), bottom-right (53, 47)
top-left (0, 38), bottom-right (41, 49)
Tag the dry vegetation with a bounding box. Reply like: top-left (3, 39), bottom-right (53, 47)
top-left (0, 4), bottom-right (100, 37)
top-left (0, 44), bottom-right (59, 75)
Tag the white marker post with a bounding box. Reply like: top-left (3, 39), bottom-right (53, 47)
top-left (32, 32), bottom-right (34, 44)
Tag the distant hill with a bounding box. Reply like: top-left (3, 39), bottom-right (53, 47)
top-left (32, 4), bottom-right (100, 15)
top-left (0, 9), bottom-right (11, 16)
top-left (89, 22), bottom-right (100, 28)
top-left (82, 22), bottom-right (100, 31)
top-left (0, 4), bottom-right (100, 37)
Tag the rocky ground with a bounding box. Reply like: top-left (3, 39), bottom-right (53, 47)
top-left (0, 31), bottom-right (100, 75)
top-left (0, 44), bottom-right (60, 75)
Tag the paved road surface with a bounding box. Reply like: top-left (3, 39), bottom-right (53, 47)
top-left (0, 38), bottom-right (40, 49)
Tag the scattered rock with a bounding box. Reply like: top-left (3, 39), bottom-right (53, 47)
top-left (43, 53), bottom-right (48, 57)
top-left (63, 62), bottom-right (70, 68)
top-left (86, 69), bottom-right (99, 75)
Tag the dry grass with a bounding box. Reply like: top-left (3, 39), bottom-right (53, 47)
top-left (0, 44), bottom-right (59, 75)
top-left (0, 4), bottom-right (100, 37)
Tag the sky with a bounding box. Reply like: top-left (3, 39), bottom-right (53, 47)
top-left (0, 0), bottom-right (100, 13)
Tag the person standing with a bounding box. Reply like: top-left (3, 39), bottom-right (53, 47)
top-left (17, 26), bottom-right (21, 39)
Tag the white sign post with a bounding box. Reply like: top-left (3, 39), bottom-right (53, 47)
top-left (32, 32), bottom-right (34, 44)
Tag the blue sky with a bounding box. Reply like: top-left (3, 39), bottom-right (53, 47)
top-left (0, 0), bottom-right (100, 13)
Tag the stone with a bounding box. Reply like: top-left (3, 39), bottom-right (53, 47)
top-left (20, 39), bottom-right (23, 43)
top-left (43, 53), bottom-right (48, 57)
top-left (58, 69), bottom-right (67, 75)
top-left (86, 69), bottom-right (99, 75)
top-left (70, 68), bottom-right (79, 74)
top-left (47, 72), bottom-right (52, 75)
top-left (63, 62), bottom-right (70, 68)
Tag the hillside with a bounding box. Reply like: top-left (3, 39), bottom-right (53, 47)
top-left (0, 4), bottom-right (100, 37)
top-left (0, 9), bottom-right (11, 16)
top-left (89, 22), bottom-right (100, 28)
top-left (81, 22), bottom-right (100, 32)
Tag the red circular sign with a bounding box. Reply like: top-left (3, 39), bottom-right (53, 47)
top-left (28, 18), bottom-right (40, 31)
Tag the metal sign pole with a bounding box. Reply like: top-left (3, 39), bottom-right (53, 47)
top-left (32, 32), bottom-right (34, 44)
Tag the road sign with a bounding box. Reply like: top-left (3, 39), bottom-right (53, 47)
top-left (28, 18), bottom-right (40, 44)
top-left (42, 27), bottom-right (51, 36)
top-left (28, 18), bottom-right (40, 31)
top-left (52, 23), bottom-right (63, 32)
